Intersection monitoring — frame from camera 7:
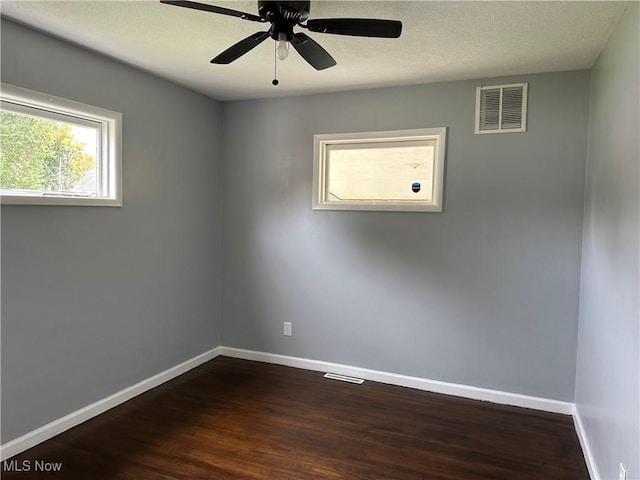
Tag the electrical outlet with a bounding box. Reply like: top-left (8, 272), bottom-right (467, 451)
top-left (619, 463), bottom-right (626, 480)
top-left (283, 322), bottom-right (292, 337)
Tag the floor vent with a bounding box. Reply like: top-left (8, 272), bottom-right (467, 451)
top-left (323, 373), bottom-right (365, 384)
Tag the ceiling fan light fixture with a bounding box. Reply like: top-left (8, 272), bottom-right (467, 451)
top-left (276, 32), bottom-right (289, 60)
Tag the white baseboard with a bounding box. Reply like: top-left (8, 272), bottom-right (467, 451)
top-left (0, 346), bottom-right (221, 461)
top-left (1, 345), bottom-right (579, 464)
top-left (573, 404), bottom-right (600, 480)
top-left (218, 347), bottom-right (574, 415)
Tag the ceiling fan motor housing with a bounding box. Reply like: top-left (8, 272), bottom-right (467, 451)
top-left (258, 1), bottom-right (311, 40)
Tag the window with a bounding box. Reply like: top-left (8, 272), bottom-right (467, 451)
top-left (313, 127), bottom-right (446, 212)
top-left (1, 83), bottom-right (122, 206)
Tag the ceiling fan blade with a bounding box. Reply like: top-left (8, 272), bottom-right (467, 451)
top-left (291, 33), bottom-right (336, 70)
top-left (160, 0), bottom-right (264, 22)
top-left (306, 18), bottom-right (402, 38)
top-left (211, 31), bottom-right (270, 64)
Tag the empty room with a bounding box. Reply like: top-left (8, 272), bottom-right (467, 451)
top-left (1, 1), bottom-right (638, 479)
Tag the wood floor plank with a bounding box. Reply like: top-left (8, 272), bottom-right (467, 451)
top-left (2, 357), bottom-right (588, 479)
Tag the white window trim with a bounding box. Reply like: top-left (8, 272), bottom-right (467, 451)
top-left (0, 83), bottom-right (122, 207)
top-left (313, 127), bottom-right (447, 212)
top-left (474, 82), bottom-right (528, 135)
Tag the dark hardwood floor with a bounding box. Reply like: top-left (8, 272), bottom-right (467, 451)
top-left (2, 356), bottom-right (588, 479)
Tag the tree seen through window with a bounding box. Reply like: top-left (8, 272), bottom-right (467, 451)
top-left (0, 111), bottom-right (97, 194)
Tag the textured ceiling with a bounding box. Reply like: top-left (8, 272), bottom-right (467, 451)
top-left (0, 1), bottom-right (629, 101)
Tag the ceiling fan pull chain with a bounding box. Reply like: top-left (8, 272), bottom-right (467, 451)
top-left (272, 41), bottom-right (279, 86)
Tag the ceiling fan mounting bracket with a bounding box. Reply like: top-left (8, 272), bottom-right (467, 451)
top-left (258, 1), bottom-right (310, 23)
top-left (258, 1), bottom-right (310, 40)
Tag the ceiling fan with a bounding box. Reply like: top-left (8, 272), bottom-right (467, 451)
top-left (160, 1), bottom-right (402, 71)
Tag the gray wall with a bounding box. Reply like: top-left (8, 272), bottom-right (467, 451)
top-left (221, 70), bottom-right (590, 401)
top-left (1, 20), bottom-right (222, 442)
top-left (575, 4), bottom-right (640, 480)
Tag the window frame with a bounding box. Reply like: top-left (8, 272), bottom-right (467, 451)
top-left (313, 127), bottom-right (447, 212)
top-left (0, 83), bottom-right (122, 207)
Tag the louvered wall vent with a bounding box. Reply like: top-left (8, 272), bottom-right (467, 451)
top-left (323, 373), bottom-right (365, 384)
top-left (475, 83), bottom-right (528, 134)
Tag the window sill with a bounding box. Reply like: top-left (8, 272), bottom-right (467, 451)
top-left (313, 201), bottom-right (442, 212)
top-left (1, 195), bottom-right (122, 207)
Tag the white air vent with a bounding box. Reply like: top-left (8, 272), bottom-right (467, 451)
top-left (475, 83), bottom-right (528, 134)
top-left (323, 373), bottom-right (364, 384)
